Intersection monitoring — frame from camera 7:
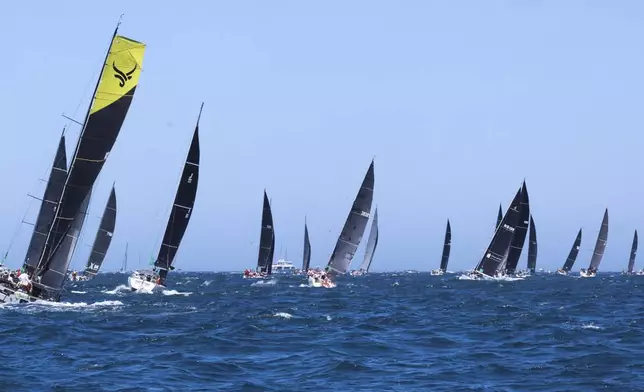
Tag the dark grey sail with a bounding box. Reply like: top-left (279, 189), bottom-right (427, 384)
top-left (439, 219), bottom-right (451, 272)
top-left (23, 133), bottom-right (68, 276)
top-left (302, 219), bottom-right (311, 271)
top-left (474, 186), bottom-right (522, 276)
top-left (628, 230), bottom-right (638, 273)
top-left (587, 209), bottom-right (609, 272)
top-left (154, 105), bottom-right (202, 284)
top-left (505, 182), bottom-right (530, 274)
top-left (256, 191), bottom-right (275, 274)
top-left (84, 186), bottom-right (117, 277)
top-left (40, 189), bottom-right (91, 291)
top-left (496, 204), bottom-right (503, 229)
top-left (358, 207), bottom-right (379, 272)
top-left (561, 229), bottom-right (582, 272)
top-left (325, 160), bottom-right (375, 278)
top-left (527, 215), bottom-right (537, 273)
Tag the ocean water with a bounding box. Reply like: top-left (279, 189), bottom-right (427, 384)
top-left (1, 271), bottom-right (643, 391)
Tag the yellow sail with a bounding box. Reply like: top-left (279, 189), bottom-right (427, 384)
top-left (90, 35), bottom-right (146, 114)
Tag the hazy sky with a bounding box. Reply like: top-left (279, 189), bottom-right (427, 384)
top-left (1, 1), bottom-right (643, 273)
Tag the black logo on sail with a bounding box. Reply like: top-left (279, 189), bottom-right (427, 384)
top-left (113, 62), bottom-right (137, 87)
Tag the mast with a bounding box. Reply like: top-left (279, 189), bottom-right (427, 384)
top-left (562, 229), bottom-right (582, 272)
top-left (154, 103), bottom-right (202, 283)
top-left (84, 185), bottom-right (117, 277)
top-left (358, 207), bottom-right (379, 272)
top-left (439, 219), bottom-right (451, 272)
top-left (122, 242), bottom-right (129, 272)
top-left (325, 160), bottom-right (375, 278)
top-left (527, 215), bottom-right (537, 273)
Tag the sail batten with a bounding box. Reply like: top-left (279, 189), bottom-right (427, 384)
top-left (358, 208), bottom-right (379, 272)
top-left (325, 160), bottom-right (375, 278)
top-left (439, 219), bottom-right (451, 272)
top-left (154, 105), bottom-right (202, 282)
top-left (84, 186), bottom-right (117, 277)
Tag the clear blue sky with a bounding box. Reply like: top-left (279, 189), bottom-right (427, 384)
top-left (1, 1), bottom-right (642, 272)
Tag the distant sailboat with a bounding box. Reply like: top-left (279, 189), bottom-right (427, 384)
top-left (119, 243), bottom-right (129, 273)
top-left (129, 104), bottom-right (201, 291)
top-left (78, 185), bottom-right (117, 280)
top-left (505, 182), bottom-right (530, 275)
top-left (244, 191), bottom-right (275, 279)
top-left (431, 219), bottom-right (451, 275)
top-left (580, 209), bottom-right (608, 278)
top-left (302, 218), bottom-right (311, 272)
top-left (355, 207), bottom-right (379, 274)
top-left (625, 230), bottom-right (638, 275)
top-left (313, 160), bottom-right (374, 288)
top-left (557, 229), bottom-right (582, 275)
top-left (527, 215), bottom-right (537, 274)
top-left (469, 185), bottom-right (522, 279)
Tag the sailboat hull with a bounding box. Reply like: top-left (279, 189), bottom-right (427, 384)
top-left (430, 269), bottom-right (444, 276)
top-left (128, 273), bottom-right (163, 292)
top-left (307, 276), bottom-right (336, 288)
top-left (0, 283), bottom-right (38, 304)
top-left (579, 270), bottom-right (596, 278)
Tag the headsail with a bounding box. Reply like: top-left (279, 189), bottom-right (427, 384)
top-left (325, 160), bottom-right (375, 278)
top-left (256, 191), bottom-right (275, 274)
top-left (562, 229), bottom-right (582, 272)
top-left (527, 215), bottom-right (537, 273)
top-left (154, 105), bottom-right (202, 282)
top-left (84, 186), bottom-right (117, 277)
top-left (628, 230), bottom-right (638, 273)
top-left (34, 29), bottom-right (145, 292)
top-left (587, 209), bottom-right (609, 272)
top-left (505, 182), bottom-right (530, 274)
top-left (358, 207), bottom-right (379, 272)
top-left (474, 186), bottom-right (522, 276)
top-left (23, 133), bottom-right (68, 275)
top-left (496, 204), bottom-right (503, 229)
top-left (439, 219), bottom-right (451, 272)
top-left (302, 219), bottom-right (311, 271)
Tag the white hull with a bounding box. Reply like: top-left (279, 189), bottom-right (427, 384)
top-left (579, 271), bottom-right (596, 278)
top-left (128, 276), bottom-right (162, 292)
top-left (0, 284), bottom-right (37, 304)
top-left (556, 270), bottom-right (568, 276)
top-left (430, 269), bottom-right (444, 276)
top-left (307, 276), bottom-right (336, 288)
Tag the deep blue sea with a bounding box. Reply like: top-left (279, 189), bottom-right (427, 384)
top-left (1, 271), bottom-right (643, 391)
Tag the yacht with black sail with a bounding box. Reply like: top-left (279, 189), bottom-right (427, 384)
top-left (431, 219), bottom-right (451, 275)
top-left (622, 230), bottom-right (638, 275)
top-left (128, 105), bottom-right (202, 291)
top-left (556, 229), bottom-right (582, 275)
top-left (504, 182), bottom-right (530, 277)
top-left (299, 217), bottom-right (311, 275)
top-left (243, 191), bottom-right (275, 279)
top-left (0, 25), bottom-right (145, 304)
top-left (311, 160), bottom-right (374, 288)
top-left (351, 207), bottom-right (379, 276)
top-left (580, 209), bottom-right (608, 278)
top-left (463, 184), bottom-right (523, 280)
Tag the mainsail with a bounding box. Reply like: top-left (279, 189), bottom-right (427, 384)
top-left (256, 191), bottom-right (275, 274)
top-left (439, 219), bottom-right (451, 272)
top-left (302, 219), bottom-right (311, 271)
top-left (33, 27), bottom-right (145, 296)
top-left (561, 229), bottom-right (582, 272)
top-left (23, 133), bottom-right (68, 275)
top-left (527, 215), bottom-right (537, 273)
top-left (84, 186), bottom-right (117, 277)
top-left (587, 208), bottom-right (609, 272)
top-left (628, 230), bottom-right (638, 273)
top-left (496, 204), bottom-right (503, 229)
top-left (325, 160), bottom-right (375, 278)
top-left (505, 182), bottom-right (530, 274)
top-left (40, 189), bottom-right (91, 290)
top-left (474, 186), bottom-right (522, 276)
top-left (358, 207), bottom-right (379, 272)
top-left (120, 242), bottom-right (129, 272)
top-left (154, 105), bottom-right (202, 282)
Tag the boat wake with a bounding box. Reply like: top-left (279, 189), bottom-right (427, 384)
top-left (162, 289), bottom-right (192, 296)
top-left (70, 290), bottom-right (87, 294)
top-left (1, 299), bottom-right (125, 311)
top-left (102, 284), bottom-right (131, 295)
top-left (251, 279), bottom-right (277, 286)
top-left (458, 273), bottom-right (525, 282)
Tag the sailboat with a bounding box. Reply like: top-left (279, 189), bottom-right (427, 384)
top-left (73, 186), bottom-right (117, 281)
top-left (352, 207), bottom-right (379, 276)
top-left (301, 218), bottom-right (311, 274)
top-left (580, 209), bottom-right (608, 278)
top-left (128, 105), bottom-right (201, 291)
top-left (0, 25), bottom-right (145, 304)
top-left (311, 160), bottom-right (374, 288)
top-left (505, 182), bottom-right (530, 275)
top-left (118, 243), bottom-right (129, 273)
top-left (467, 185), bottom-right (522, 280)
top-left (243, 191), bottom-right (275, 279)
top-left (624, 230), bottom-right (638, 275)
top-left (431, 219), bottom-right (451, 275)
top-left (526, 215), bottom-right (537, 274)
top-left (556, 229), bottom-right (582, 275)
